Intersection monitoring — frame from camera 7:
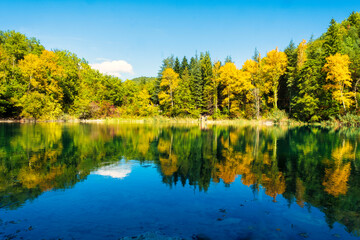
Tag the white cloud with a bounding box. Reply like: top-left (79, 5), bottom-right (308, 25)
top-left (95, 57), bottom-right (111, 61)
top-left (90, 60), bottom-right (134, 78)
top-left (93, 163), bottom-right (132, 179)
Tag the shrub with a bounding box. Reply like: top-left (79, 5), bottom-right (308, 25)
top-left (266, 109), bottom-right (288, 124)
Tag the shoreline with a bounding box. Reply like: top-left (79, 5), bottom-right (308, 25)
top-left (0, 117), bottom-right (304, 126)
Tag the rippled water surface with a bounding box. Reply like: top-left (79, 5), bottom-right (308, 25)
top-left (1, 123), bottom-right (360, 239)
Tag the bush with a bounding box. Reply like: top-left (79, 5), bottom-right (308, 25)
top-left (266, 109), bottom-right (288, 124)
top-left (339, 113), bottom-right (360, 127)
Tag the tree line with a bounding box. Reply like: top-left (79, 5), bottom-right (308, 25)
top-left (1, 12), bottom-right (360, 121)
top-left (156, 12), bottom-right (360, 121)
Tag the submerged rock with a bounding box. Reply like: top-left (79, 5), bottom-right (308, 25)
top-left (218, 209), bottom-right (226, 213)
top-left (192, 233), bottom-right (211, 240)
top-left (298, 232), bottom-right (309, 238)
top-left (142, 165), bottom-right (152, 168)
top-left (119, 232), bottom-right (184, 240)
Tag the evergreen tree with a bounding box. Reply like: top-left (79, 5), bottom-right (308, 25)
top-left (175, 68), bottom-right (194, 115)
top-left (348, 11), bottom-right (360, 27)
top-left (324, 19), bottom-right (343, 56)
top-left (174, 57), bottom-right (180, 74)
top-left (282, 40), bottom-right (297, 114)
top-left (180, 56), bottom-right (188, 77)
top-left (189, 56), bottom-right (203, 113)
top-left (225, 56), bottom-right (233, 63)
top-left (201, 52), bottom-right (213, 113)
top-left (291, 60), bottom-right (322, 122)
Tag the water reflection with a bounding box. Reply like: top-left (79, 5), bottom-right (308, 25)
top-left (94, 162), bottom-right (132, 179)
top-left (1, 123), bottom-right (360, 236)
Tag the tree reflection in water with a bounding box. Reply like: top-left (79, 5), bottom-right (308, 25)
top-left (1, 123), bottom-right (360, 235)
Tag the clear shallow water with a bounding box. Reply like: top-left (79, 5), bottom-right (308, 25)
top-left (1, 123), bottom-right (360, 239)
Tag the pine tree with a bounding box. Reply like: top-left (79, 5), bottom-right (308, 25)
top-left (189, 56), bottom-right (203, 112)
top-left (180, 56), bottom-right (188, 77)
top-left (324, 19), bottom-right (343, 56)
top-left (174, 57), bottom-right (180, 74)
top-left (211, 61), bottom-right (221, 116)
top-left (175, 68), bottom-right (194, 115)
top-left (283, 40), bottom-right (297, 115)
top-left (225, 56), bottom-right (233, 63)
top-left (291, 60), bottom-right (322, 122)
top-left (348, 11), bottom-right (360, 27)
top-left (201, 52), bottom-right (213, 113)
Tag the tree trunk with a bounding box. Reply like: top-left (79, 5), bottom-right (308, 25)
top-left (340, 86), bottom-right (346, 112)
top-left (289, 90), bottom-right (292, 115)
top-left (228, 86), bottom-right (230, 115)
top-left (28, 75), bottom-right (32, 91)
top-left (274, 87), bottom-right (278, 110)
top-left (355, 78), bottom-right (359, 109)
top-left (170, 86), bottom-right (173, 109)
top-left (215, 87), bottom-right (218, 114)
top-left (254, 88), bottom-right (260, 119)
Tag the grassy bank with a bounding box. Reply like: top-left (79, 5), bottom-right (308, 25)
top-left (0, 115), bottom-right (308, 126)
top-left (102, 116), bottom-right (305, 127)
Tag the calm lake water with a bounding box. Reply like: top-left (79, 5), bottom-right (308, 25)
top-left (1, 123), bottom-right (360, 240)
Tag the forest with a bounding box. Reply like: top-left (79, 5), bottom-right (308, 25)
top-left (1, 12), bottom-right (360, 122)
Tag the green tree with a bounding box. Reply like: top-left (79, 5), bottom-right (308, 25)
top-left (283, 40), bottom-right (297, 115)
top-left (174, 57), bottom-right (180, 74)
top-left (201, 52), bottom-right (214, 113)
top-left (189, 56), bottom-right (203, 112)
top-left (291, 60), bottom-right (322, 121)
top-left (324, 19), bottom-right (343, 56)
top-left (175, 68), bottom-right (194, 115)
top-left (180, 56), bottom-right (189, 77)
top-left (55, 50), bottom-right (83, 113)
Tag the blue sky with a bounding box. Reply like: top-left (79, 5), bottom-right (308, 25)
top-left (1, 0), bottom-right (359, 79)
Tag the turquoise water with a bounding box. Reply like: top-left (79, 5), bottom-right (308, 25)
top-left (1, 123), bottom-right (360, 239)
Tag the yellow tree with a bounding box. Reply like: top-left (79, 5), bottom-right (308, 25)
top-left (322, 140), bottom-right (354, 197)
top-left (297, 39), bottom-right (307, 69)
top-left (157, 136), bottom-right (178, 176)
top-left (19, 50), bottom-right (64, 97)
top-left (211, 61), bottom-right (221, 114)
top-left (159, 68), bottom-right (179, 113)
top-left (243, 58), bottom-right (262, 119)
top-left (262, 47), bottom-right (288, 110)
top-left (323, 53), bottom-right (354, 112)
top-left (219, 62), bottom-right (253, 117)
top-left (18, 50), bottom-right (64, 120)
top-left (137, 88), bottom-right (157, 116)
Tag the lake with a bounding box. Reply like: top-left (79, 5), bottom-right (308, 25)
top-left (0, 123), bottom-right (360, 240)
